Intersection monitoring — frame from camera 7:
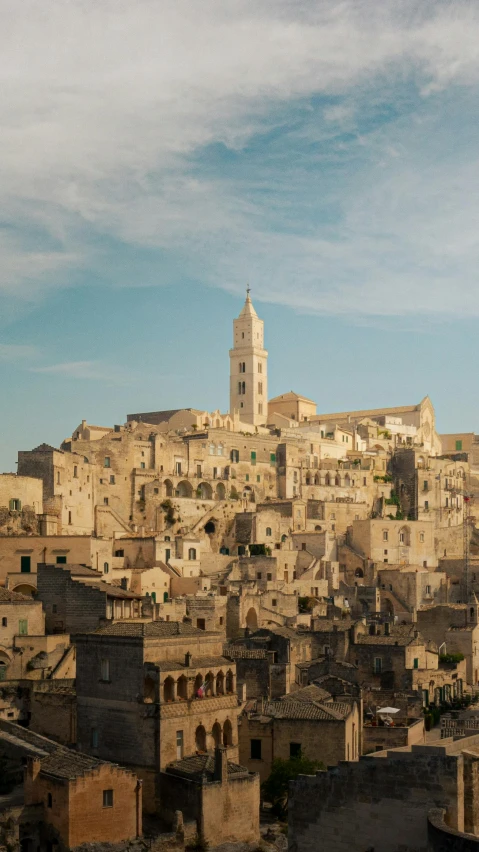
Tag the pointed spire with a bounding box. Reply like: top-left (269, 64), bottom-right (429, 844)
top-left (239, 285), bottom-right (258, 318)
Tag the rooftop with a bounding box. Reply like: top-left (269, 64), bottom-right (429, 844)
top-left (94, 620), bottom-right (216, 638)
top-left (0, 587), bottom-right (34, 603)
top-left (166, 753), bottom-right (249, 782)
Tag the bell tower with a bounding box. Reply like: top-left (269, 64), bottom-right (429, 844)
top-left (229, 289), bottom-right (268, 426)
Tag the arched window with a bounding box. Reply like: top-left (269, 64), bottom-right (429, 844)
top-left (212, 722), bottom-right (222, 747)
top-left (223, 718), bottom-right (233, 747)
top-left (177, 675), bottom-right (188, 700)
top-left (314, 474), bottom-right (320, 485)
top-left (325, 474), bottom-right (331, 486)
top-left (226, 670), bottom-right (234, 693)
top-left (205, 671), bottom-right (214, 696)
top-left (305, 474), bottom-right (311, 485)
top-left (216, 671), bottom-right (225, 695)
top-left (281, 534), bottom-right (287, 542)
top-left (194, 673), bottom-right (204, 697)
top-left (335, 475), bottom-right (341, 486)
top-left (345, 474), bottom-right (351, 486)
top-left (164, 676), bottom-right (175, 702)
top-left (265, 527), bottom-right (272, 537)
top-left (103, 562), bottom-right (109, 574)
top-left (188, 548), bottom-right (197, 561)
top-left (238, 381), bottom-right (242, 394)
top-left (195, 725), bottom-right (207, 752)
top-left (399, 527), bottom-right (410, 546)
top-left (242, 382), bottom-right (246, 394)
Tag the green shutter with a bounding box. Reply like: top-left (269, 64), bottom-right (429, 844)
top-left (251, 451), bottom-right (256, 465)
top-left (18, 619), bottom-right (28, 636)
top-left (9, 499), bottom-right (14, 511)
top-left (456, 440), bottom-right (463, 451)
top-left (270, 453), bottom-right (276, 465)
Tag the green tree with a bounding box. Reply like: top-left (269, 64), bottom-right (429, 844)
top-left (261, 753), bottom-right (324, 819)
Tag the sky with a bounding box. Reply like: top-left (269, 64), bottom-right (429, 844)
top-left (1, 0), bottom-right (479, 471)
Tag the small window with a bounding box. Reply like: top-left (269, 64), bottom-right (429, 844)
top-left (419, 532), bottom-right (425, 543)
top-left (272, 599), bottom-right (277, 607)
top-left (104, 562), bottom-right (109, 574)
top-left (250, 739), bottom-right (262, 760)
top-left (251, 451), bottom-right (256, 465)
top-left (270, 453), bottom-right (276, 465)
top-left (2, 617), bottom-right (7, 627)
top-left (20, 556), bottom-right (31, 574)
top-left (110, 475), bottom-right (115, 484)
top-left (154, 487), bottom-right (159, 495)
top-left (256, 474), bottom-right (261, 482)
top-left (267, 573), bottom-right (272, 581)
top-left (104, 457), bottom-right (111, 468)
top-left (425, 585), bottom-right (431, 595)
top-left (9, 498), bottom-right (22, 511)
top-left (68, 510), bottom-right (72, 525)
top-left (103, 789), bottom-right (113, 808)
top-left (188, 548), bottom-right (197, 561)
top-left (245, 474), bottom-right (249, 482)
top-left (424, 500), bottom-right (429, 510)
top-left (18, 619), bottom-right (28, 636)
top-left (91, 728), bottom-right (99, 748)
top-left (73, 466), bottom-right (78, 478)
top-left (140, 462), bottom-right (145, 469)
top-left (56, 556), bottom-right (67, 564)
top-left (231, 449), bottom-right (239, 463)
top-left (456, 440), bottom-right (463, 451)
top-left (413, 658), bottom-right (419, 669)
top-left (383, 531), bottom-right (388, 542)
top-left (47, 793), bottom-right (52, 808)
top-left (257, 572), bottom-right (262, 580)
top-left (266, 527), bottom-right (272, 537)
top-left (114, 549), bottom-right (124, 557)
top-left (101, 659), bottom-right (110, 682)
top-left (290, 743), bottom-right (301, 758)
top-left (104, 497), bottom-right (109, 506)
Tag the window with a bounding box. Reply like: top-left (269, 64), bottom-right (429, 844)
top-left (242, 381), bottom-right (246, 394)
top-left (250, 739), bottom-right (262, 760)
top-left (258, 382), bottom-right (263, 395)
top-left (73, 466), bottom-right (78, 478)
top-left (103, 497), bottom-right (109, 506)
top-left (176, 730), bottom-right (184, 760)
top-left (258, 403), bottom-right (263, 415)
top-left (266, 527), bottom-right (272, 537)
top-left (2, 617), bottom-right (7, 627)
top-left (257, 572), bottom-right (262, 579)
top-left (110, 475), bottom-right (115, 484)
top-left (373, 657), bottom-right (382, 674)
top-left (231, 449), bottom-right (239, 463)
top-left (68, 510), bottom-right (72, 525)
top-left (245, 474), bottom-right (249, 482)
top-left (18, 619), bottom-right (28, 636)
top-left (272, 599), bottom-right (277, 607)
top-left (267, 572), bottom-right (272, 581)
top-left (154, 488), bottom-right (159, 495)
top-left (424, 500), bottom-right (429, 511)
top-left (270, 453), bottom-right (276, 465)
top-left (9, 498), bottom-right (22, 511)
top-left (140, 462), bottom-right (145, 469)
top-left (290, 743), bottom-right (301, 758)
top-left (165, 549), bottom-right (171, 562)
top-left (91, 728), bottom-right (99, 748)
top-left (57, 471), bottom-right (61, 485)
top-left (413, 658), bottom-right (419, 669)
top-left (47, 793), bottom-right (52, 808)
top-left (425, 585), bottom-right (431, 595)
top-left (100, 659), bottom-right (110, 682)
top-left (423, 480), bottom-right (428, 491)
top-left (104, 457), bottom-right (111, 468)
top-left (258, 363), bottom-right (262, 374)
top-left (399, 531), bottom-right (405, 543)
top-left (114, 549), bottom-right (124, 557)
top-left (383, 531), bottom-right (388, 542)
top-left (456, 440), bottom-right (463, 451)
top-left (20, 556), bottom-right (31, 574)
top-left (301, 543), bottom-right (306, 551)
top-left (419, 532), bottom-right (425, 543)
top-left (56, 556), bottom-right (67, 564)
top-left (103, 789), bottom-right (114, 808)
top-left (256, 474), bottom-right (260, 482)
top-left (104, 562), bottom-right (109, 574)
top-left (251, 451), bottom-right (257, 465)
top-left (188, 548), bottom-right (197, 560)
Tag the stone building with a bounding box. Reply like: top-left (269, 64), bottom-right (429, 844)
top-left (158, 746), bottom-right (260, 846)
top-left (37, 562), bottom-right (144, 634)
top-left (417, 599), bottom-right (479, 686)
top-left (229, 290), bottom-right (268, 427)
top-left (239, 683), bottom-right (361, 782)
top-left (288, 735), bottom-right (479, 852)
top-left (0, 720), bottom-right (142, 848)
top-left (349, 517), bottom-right (437, 568)
top-left (392, 448), bottom-right (467, 526)
top-left (75, 621), bottom-right (241, 812)
top-left (0, 587), bottom-right (46, 680)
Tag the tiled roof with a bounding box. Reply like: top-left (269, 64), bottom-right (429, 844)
top-left (355, 634), bottom-right (414, 646)
top-left (313, 620), bottom-right (353, 633)
top-left (40, 750), bottom-right (105, 780)
top-left (167, 753), bottom-right (249, 781)
top-left (262, 698), bottom-right (350, 721)
top-left (286, 684), bottom-right (331, 704)
top-left (0, 587), bottom-right (33, 602)
top-left (224, 647), bottom-right (269, 660)
top-left (31, 443), bottom-right (62, 453)
top-left (94, 621), bottom-right (212, 637)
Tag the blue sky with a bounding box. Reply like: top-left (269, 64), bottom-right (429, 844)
top-left (1, 0), bottom-right (479, 471)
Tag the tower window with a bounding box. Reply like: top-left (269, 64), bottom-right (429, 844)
top-left (258, 363), bottom-right (262, 374)
top-left (258, 382), bottom-right (263, 394)
top-left (258, 403), bottom-right (263, 414)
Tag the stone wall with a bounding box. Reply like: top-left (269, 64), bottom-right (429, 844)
top-left (288, 742), bottom-right (479, 852)
top-left (37, 563), bottom-right (107, 634)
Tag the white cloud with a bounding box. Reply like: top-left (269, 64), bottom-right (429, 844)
top-left (2, 1), bottom-right (479, 317)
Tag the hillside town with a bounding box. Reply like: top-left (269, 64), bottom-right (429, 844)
top-left (3, 292), bottom-right (479, 852)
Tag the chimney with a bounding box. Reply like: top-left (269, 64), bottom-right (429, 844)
top-left (214, 746), bottom-right (228, 784)
top-left (384, 622), bottom-right (390, 636)
top-left (27, 756), bottom-right (41, 782)
top-left (185, 651), bottom-right (192, 667)
top-left (414, 629), bottom-right (419, 639)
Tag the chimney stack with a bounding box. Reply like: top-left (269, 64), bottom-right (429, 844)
top-left (214, 746), bottom-right (228, 783)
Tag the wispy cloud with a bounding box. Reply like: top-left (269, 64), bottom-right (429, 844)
top-left (31, 360), bottom-right (134, 385)
top-left (0, 343), bottom-right (38, 360)
top-left (2, 1), bottom-right (479, 319)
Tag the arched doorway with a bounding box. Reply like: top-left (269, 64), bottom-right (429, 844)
top-left (215, 483), bottom-right (226, 500)
top-left (177, 480), bottom-right (193, 498)
top-left (164, 480), bottom-right (173, 497)
top-left (11, 583), bottom-right (37, 597)
top-left (355, 568), bottom-right (364, 578)
top-left (198, 482), bottom-right (213, 500)
top-left (204, 520), bottom-right (216, 535)
top-left (245, 608), bottom-right (258, 630)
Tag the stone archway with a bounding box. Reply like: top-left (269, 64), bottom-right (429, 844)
top-left (245, 607), bottom-right (258, 630)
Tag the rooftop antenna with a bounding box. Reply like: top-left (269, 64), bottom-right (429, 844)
top-left (246, 283), bottom-right (251, 298)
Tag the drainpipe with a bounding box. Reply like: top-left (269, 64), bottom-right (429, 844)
top-left (135, 779), bottom-right (143, 837)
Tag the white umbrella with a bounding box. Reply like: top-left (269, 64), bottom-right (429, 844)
top-left (377, 707), bottom-right (400, 714)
